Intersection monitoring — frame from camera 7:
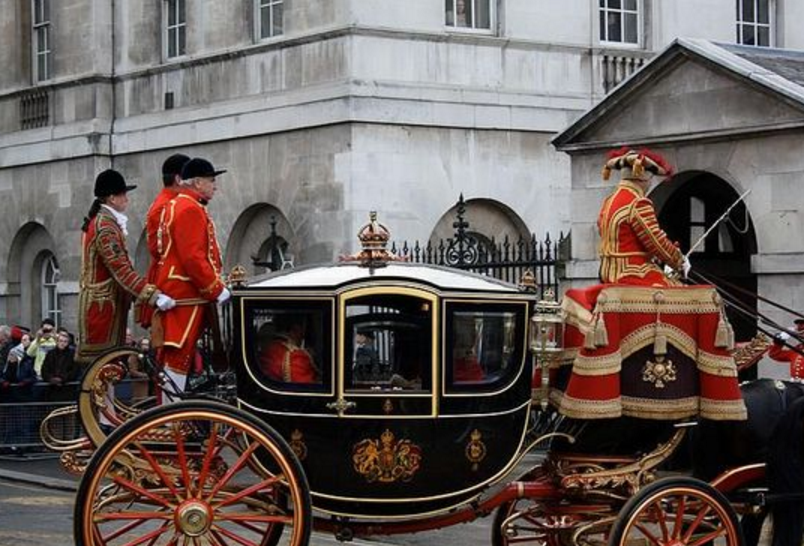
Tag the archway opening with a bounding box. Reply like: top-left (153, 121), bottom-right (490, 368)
top-left (656, 172), bottom-right (758, 377)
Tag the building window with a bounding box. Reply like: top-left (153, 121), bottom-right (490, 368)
top-left (599, 0), bottom-right (640, 45)
top-left (689, 197), bottom-right (706, 254)
top-left (736, 0), bottom-right (772, 47)
top-left (445, 0), bottom-right (492, 30)
top-left (165, 0), bottom-right (186, 59)
top-left (41, 253), bottom-right (61, 327)
top-left (32, 0), bottom-right (51, 82)
top-left (257, 0), bottom-right (283, 40)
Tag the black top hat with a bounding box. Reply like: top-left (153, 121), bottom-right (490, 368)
top-left (794, 318), bottom-right (804, 326)
top-left (356, 327), bottom-right (375, 339)
top-left (181, 157), bottom-right (227, 180)
top-left (162, 153), bottom-right (190, 177)
top-left (94, 169), bottom-right (137, 198)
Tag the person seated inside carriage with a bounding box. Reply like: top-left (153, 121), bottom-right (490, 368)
top-left (259, 313), bottom-right (320, 384)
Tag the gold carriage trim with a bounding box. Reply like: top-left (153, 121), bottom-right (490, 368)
top-left (465, 429), bottom-right (487, 472)
top-left (352, 429), bottom-right (422, 483)
top-left (696, 350), bottom-right (739, 377)
top-left (569, 351), bottom-right (623, 376)
top-left (289, 429), bottom-right (308, 461)
top-left (699, 398), bottom-right (748, 421)
top-left (594, 286), bottom-right (722, 315)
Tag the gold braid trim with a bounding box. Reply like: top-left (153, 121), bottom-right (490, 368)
top-left (569, 351), bottom-right (623, 376)
top-left (697, 350), bottom-right (739, 377)
top-left (699, 398), bottom-right (748, 421)
top-left (558, 395), bottom-right (622, 419)
top-left (595, 286), bottom-right (722, 314)
top-left (619, 323), bottom-right (698, 361)
top-left (620, 396), bottom-right (701, 420)
top-left (138, 283), bottom-right (160, 305)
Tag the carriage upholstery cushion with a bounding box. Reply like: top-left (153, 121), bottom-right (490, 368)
top-left (546, 284), bottom-right (747, 421)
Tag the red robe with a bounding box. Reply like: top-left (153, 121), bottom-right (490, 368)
top-left (136, 187), bottom-right (177, 328)
top-left (78, 209), bottom-right (158, 363)
top-left (768, 342), bottom-right (804, 380)
top-left (598, 180), bottom-right (684, 286)
top-left (153, 188), bottom-right (225, 374)
top-left (260, 336), bottom-right (318, 383)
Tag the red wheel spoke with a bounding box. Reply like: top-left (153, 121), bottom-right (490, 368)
top-left (115, 522), bottom-right (172, 546)
top-left (110, 475), bottom-right (174, 509)
top-left (210, 524), bottom-right (262, 546)
top-left (682, 504), bottom-right (712, 543)
top-left (133, 441), bottom-right (184, 500)
top-left (228, 517), bottom-right (273, 535)
top-left (100, 516), bottom-right (158, 542)
top-left (96, 510), bottom-right (173, 521)
top-left (654, 500), bottom-right (670, 542)
top-left (507, 535), bottom-right (548, 544)
top-left (212, 476), bottom-right (281, 509)
top-left (205, 442), bottom-right (260, 501)
top-left (217, 513), bottom-right (293, 525)
top-left (208, 530), bottom-right (228, 546)
top-left (634, 522), bottom-right (663, 546)
top-left (196, 422), bottom-right (220, 493)
top-left (689, 527), bottom-right (728, 546)
top-left (673, 495), bottom-right (686, 539)
top-left (173, 422), bottom-right (192, 497)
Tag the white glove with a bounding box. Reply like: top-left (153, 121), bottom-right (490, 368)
top-left (663, 265), bottom-right (674, 277)
top-left (777, 331), bottom-right (792, 343)
top-left (155, 293), bottom-right (176, 311)
top-left (682, 257), bottom-right (692, 278)
top-left (216, 287), bottom-right (231, 305)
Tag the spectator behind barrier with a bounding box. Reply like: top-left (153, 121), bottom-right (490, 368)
top-left (41, 331), bottom-right (78, 402)
top-left (28, 318), bottom-right (57, 378)
top-left (0, 325), bottom-right (13, 374)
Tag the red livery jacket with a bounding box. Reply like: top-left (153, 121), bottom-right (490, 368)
top-left (153, 189), bottom-right (225, 352)
top-left (78, 208), bottom-right (159, 363)
top-left (136, 188), bottom-right (177, 328)
top-left (260, 336), bottom-right (318, 383)
top-left (598, 180), bottom-right (684, 286)
top-left (768, 343), bottom-right (804, 380)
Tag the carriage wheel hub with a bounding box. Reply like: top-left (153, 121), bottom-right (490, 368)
top-left (176, 501), bottom-right (212, 536)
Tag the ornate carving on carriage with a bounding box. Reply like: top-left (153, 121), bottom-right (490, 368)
top-left (43, 212), bottom-right (786, 546)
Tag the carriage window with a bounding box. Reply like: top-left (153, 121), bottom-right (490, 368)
top-left (247, 301), bottom-right (331, 391)
top-left (345, 294), bottom-right (433, 393)
top-left (446, 305), bottom-right (524, 391)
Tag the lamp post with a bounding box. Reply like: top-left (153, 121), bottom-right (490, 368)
top-left (529, 288), bottom-right (563, 410)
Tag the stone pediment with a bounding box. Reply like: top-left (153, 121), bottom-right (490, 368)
top-left (554, 39), bottom-right (804, 151)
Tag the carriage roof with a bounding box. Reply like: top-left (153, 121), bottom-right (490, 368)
top-left (243, 261), bottom-right (525, 294)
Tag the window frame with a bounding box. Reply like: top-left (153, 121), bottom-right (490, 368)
top-left (40, 253), bottom-right (61, 328)
top-left (164, 0), bottom-right (187, 60)
top-left (255, 0), bottom-right (284, 41)
top-left (736, 0), bottom-right (774, 48)
top-left (32, 0), bottom-right (52, 83)
top-left (444, 0), bottom-right (495, 34)
top-left (598, 0), bottom-right (642, 48)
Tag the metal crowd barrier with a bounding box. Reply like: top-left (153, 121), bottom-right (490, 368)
top-left (0, 379), bottom-right (149, 452)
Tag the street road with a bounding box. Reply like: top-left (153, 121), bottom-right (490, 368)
top-left (0, 477), bottom-right (493, 546)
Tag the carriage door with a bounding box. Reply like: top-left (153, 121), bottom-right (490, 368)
top-left (336, 287), bottom-right (437, 418)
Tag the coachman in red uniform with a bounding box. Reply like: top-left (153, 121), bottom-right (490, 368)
top-left (78, 170), bottom-right (175, 363)
top-left (598, 148), bottom-right (689, 286)
top-left (136, 153), bottom-right (189, 328)
top-left (769, 319), bottom-right (804, 380)
top-left (153, 158), bottom-right (230, 399)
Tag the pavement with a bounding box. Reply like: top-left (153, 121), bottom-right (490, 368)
top-left (0, 451), bottom-right (78, 492)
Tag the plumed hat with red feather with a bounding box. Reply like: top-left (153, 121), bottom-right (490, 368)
top-left (602, 147), bottom-right (674, 181)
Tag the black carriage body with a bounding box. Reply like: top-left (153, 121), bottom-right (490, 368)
top-left (232, 262), bottom-right (534, 519)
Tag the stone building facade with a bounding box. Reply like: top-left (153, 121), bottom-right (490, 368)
top-left (0, 0), bottom-right (802, 333)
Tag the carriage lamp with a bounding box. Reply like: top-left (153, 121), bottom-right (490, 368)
top-left (529, 288), bottom-right (563, 410)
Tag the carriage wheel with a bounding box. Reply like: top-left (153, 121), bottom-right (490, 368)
top-left (74, 400), bottom-right (312, 546)
top-left (78, 347), bottom-right (157, 448)
top-left (608, 477), bottom-right (744, 546)
top-left (492, 497), bottom-right (613, 546)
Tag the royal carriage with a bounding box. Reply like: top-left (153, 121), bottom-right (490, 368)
top-left (44, 214), bottom-right (776, 546)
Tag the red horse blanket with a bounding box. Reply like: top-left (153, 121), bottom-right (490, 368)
top-left (539, 284), bottom-right (747, 421)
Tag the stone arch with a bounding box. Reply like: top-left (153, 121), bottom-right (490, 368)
top-left (224, 204), bottom-right (295, 275)
top-left (655, 171), bottom-right (758, 372)
top-left (428, 197), bottom-right (532, 247)
top-left (6, 222), bottom-right (59, 328)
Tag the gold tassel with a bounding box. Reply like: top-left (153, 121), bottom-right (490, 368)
top-left (715, 312), bottom-right (730, 348)
top-left (584, 326), bottom-right (597, 350)
top-left (654, 329), bottom-right (668, 357)
top-left (594, 312), bottom-right (609, 347)
top-left (632, 156), bottom-right (644, 178)
top-left (727, 323), bottom-right (736, 351)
